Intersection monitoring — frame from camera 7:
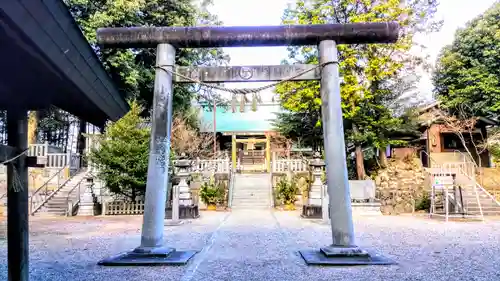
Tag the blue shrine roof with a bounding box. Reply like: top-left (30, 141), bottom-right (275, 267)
top-left (198, 103), bottom-right (283, 133)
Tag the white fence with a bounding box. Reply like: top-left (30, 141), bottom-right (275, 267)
top-left (272, 159), bottom-right (309, 173)
top-left (28, 142), bottom-right (62, 157)
top-left (172, 158), bottom-right (310, 174)
top-left (173, 158), bottom-right (231, 174)
top-left (28, 143), bottom-right (79, 169)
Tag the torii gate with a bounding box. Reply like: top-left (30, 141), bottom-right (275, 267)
top-left (96, 22), bottom-right (399, 266)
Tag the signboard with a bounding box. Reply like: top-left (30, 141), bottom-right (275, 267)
top-left (175, 64), bottom-right (320, 83)
top-left (432, 176), bottom-right (454, 189)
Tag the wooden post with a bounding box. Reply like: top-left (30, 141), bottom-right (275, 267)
top-left (7, 109), bottom-right (29, 281)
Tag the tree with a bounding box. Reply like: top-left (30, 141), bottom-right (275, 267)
top-left (428, 105), bottom-right (495, 168)
top-left (272, 110), bottom-right (323, 151)
top-left (488, 127), bottom-right (500, 165)
top-left (89, 100), bottom-right (150, 201)
top-left (65, 0), bottom-right (229, 115)
top-left (171, 108), bottom-right (215, 159)
top-left (433, 2), bottom-right (500, 118)
top-left (275, 0), bottom-right (440, 178)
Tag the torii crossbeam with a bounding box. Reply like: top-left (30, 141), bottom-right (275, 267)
top-left (96, 22), bottom-right (400, 266)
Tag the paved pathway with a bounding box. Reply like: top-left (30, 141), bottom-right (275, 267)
top-left (1, 210), bottom-right (500, 280)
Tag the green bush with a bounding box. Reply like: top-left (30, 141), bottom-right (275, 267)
top-left (199, 175), bottom-right (225, 206)
top-left (415, 191), bottom-right (431, 211)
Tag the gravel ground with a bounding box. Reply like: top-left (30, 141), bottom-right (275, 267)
top-left (0, 211), bottom-right (500, 281)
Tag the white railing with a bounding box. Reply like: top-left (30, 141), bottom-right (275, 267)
top-left (172, 158), bottom-right (231, 174)
top-left (0, 144), bottom-right (78, 173)
top-left (26, 143), bottom-right (80, 169)
top-left (272, 159), bottom-right (309, 173)
top-left (28, 142), bottom-right (63, 157)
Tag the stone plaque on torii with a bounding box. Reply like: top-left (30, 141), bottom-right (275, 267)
top-left (96, 22), bottom-right (399, 266)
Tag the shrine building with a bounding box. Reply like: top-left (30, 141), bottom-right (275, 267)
top-left (198, 100), bottom-right (284, 172)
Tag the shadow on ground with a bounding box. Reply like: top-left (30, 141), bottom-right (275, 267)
top-left (1, 211), bottom-right (500, 281)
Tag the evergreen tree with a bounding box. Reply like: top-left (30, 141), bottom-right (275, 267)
top-left (88, 100), bottom-right (150, 201)
top-left (433, 2), bottom-right (500, 118)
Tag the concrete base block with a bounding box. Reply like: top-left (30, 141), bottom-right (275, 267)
top-left (299, 246), bottom-right (396, 266)
top-left (98, 246), bottom-right (197, 266)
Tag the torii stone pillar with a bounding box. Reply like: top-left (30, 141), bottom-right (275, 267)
top-left (96, 22), bottom-right (399, 266)
top-left (98, 44), bottom-right (196, 265)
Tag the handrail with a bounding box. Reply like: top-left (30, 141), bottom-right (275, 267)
top-left (459, 166), bottom-right (500, 207)
top-left (451, 150), bottom-right (500, 206)
top-left (458, 186), bottom-right (465, 216)
top-left (30, 176), bottom-right (72, 215)
top-left (65, 174), bottom-right (89, 216)
top-left (29, 165), bottom-right (67, 215)
top-left (453, 149), bottom-right (500, 196)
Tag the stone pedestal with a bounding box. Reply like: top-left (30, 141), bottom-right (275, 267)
top-left (166, 206), bottom-right (199, 219)
top-left (302, 152), bottom-right (325, 219)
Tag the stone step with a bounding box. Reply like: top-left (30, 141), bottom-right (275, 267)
top-left (233, 195), bottom-right (269, 198)
top-left (231, 205), bottom-right (271, 210)
top-left (45, 201), bottom-right (69, 206)
top-left (232, 196), bottom-right (270, 200)
top-left (233, 196), bottom-right (269, 200)
top-left (231, 203), bottom-right (270, 207)
top-left (41, 212), bottom-right (66, 216)
top-left (235, 184), bottom-right (270, 188)
top-left (33, 171), bottom-right (88, 215)
top-left (42, 208), bottom-right (67, 213)
top-left (232, 201), bottom-right (271, 207)
top-left (232, 173), bottom-right (271, 208)
top-left (234, 187), bottom-right (270, 190)
top-left (232, 201), bottom-right (271, 206)
top-left (232, 190), bottom-right (270, 195)
top-left (234, 185), bottom-right (270, 188)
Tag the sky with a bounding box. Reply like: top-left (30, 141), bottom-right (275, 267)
top-left (209, 0), bottom-right (498, 102)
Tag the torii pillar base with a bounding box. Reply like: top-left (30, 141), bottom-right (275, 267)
top-left (299, 246), bottom-right (396, 266)
top-left (98, 247), bottom-right (197, 266)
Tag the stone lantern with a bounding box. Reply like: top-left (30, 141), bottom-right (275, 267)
top-left (302, 151), bottom-right (325, 219)
top-left (175, 153), bottom-right (192, 206)
top-left (170, 153), bottom-right (199, 219)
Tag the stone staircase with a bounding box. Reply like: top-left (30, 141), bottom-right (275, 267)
top-left (231, 173), bottom-right (272, 209)
top-left (459, 184), bottom-right (500, 216)
top-left (427, 164), bottom-right (500, 217)
top-left (35, 170), bottom-right (88, 216)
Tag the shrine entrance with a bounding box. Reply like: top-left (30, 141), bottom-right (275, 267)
top-left (95, 22), bottom-right (399, 266)
top-left (231, 133), bottom-right (271, 173)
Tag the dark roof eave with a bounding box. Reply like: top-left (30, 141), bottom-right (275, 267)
top-left (0, 0), bottom-right (128, 125)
